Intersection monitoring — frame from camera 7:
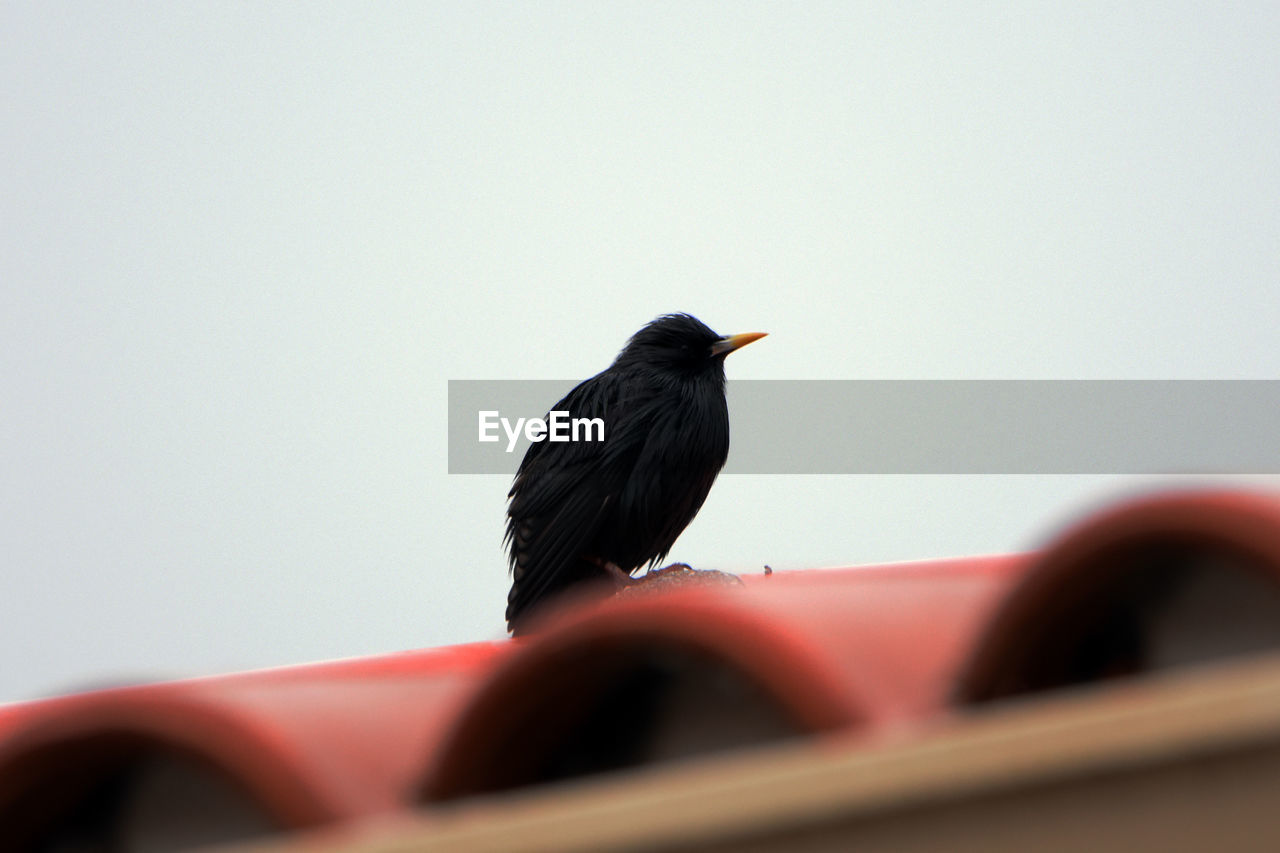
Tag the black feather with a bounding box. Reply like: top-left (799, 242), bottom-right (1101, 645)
top-left (505, 313), bottom-right (762, 634)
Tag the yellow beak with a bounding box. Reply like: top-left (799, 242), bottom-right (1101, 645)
top-left (710, 331), bottom-right (768, 357)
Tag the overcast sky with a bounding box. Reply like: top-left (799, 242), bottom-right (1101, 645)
top-left (3, 3), bottom-right (1279, 701)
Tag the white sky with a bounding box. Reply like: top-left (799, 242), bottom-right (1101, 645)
top-left (3, 3), bottom-right (1278, 700)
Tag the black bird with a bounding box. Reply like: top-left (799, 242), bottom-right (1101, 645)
top-left (505, 313), bottom-right (766, 634)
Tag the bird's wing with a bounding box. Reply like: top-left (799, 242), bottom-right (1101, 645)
top-left (505, 373), bottom-right (644, 618)
top-left (506, 375), bottom-right (628, 523)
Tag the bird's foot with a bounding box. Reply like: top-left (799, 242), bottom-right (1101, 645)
top-left (603, 561), bottom-right (633, 587)
top-left (647, 562), bottom-right (693, 578)
top-left (588, 556), bottom-right (635, 588)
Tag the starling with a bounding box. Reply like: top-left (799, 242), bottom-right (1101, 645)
top-left (504, 313), bottom-right (766, 634)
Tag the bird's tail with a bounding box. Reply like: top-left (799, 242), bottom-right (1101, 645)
top-left (506, 556), bottom-right (615, 636)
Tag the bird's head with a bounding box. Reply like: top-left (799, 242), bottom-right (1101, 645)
top-left (613, 313), bottom-right (767, 378)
